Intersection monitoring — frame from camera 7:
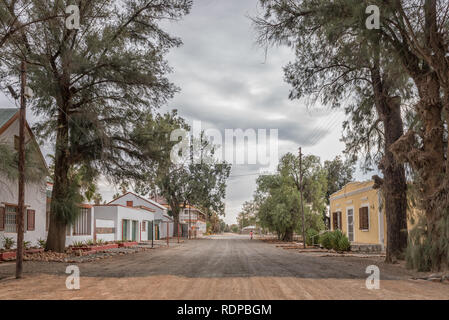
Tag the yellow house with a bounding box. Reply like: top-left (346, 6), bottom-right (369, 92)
top-left (329, 180), bottom-right (387, 250)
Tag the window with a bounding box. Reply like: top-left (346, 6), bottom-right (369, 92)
top-left (5, 206), bottom-right (17, 233)
top-left (27, 209), bottom-right (35, 231)
top-left (126, 201), bottom-right (133, 207)
top-left (73, 208), bottom-right (91, 235)
top-left (142, 221), bottom-right (146, 232)
top-left (0, 207), bottom-right (5, 231)
top-left (359, 206), bottom-right (369, 230)
top-left (332, 211), bottom-right (342, 230)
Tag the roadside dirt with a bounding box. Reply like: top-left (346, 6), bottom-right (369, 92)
top-left (0, 234), bottom-right (447, 299)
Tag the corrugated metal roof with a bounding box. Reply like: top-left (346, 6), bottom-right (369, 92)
top-left (0, 108), bottom-right (19, 129)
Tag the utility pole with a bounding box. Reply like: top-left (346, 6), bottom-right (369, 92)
top-left (188, 205), bottom-right (191, 240)
top-left (16, 61), bottom-right (27, 279)
top-left (299, 147), bottom-right (306, 249)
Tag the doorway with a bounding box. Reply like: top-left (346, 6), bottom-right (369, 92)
top-left (347, 208), bottom-right (354, 242)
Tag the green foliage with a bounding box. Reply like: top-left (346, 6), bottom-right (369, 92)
top-left (319, 230), bottom-right (350, 251)
top-left (2, 236), bottom-right (15, 250)
top-left (406, 213), bottom-right (449, 272)
top-left (237, 201), bottom-right (257, 229)
top-left (136, 124), bottom-right (231, 226)
top-left (305, 228), bottom-right (319, 246)
top-left (255, 152), bottom-right (326, 241)
top-left (85, 239), bottom-right (95, 246)
top-left (23, 241), bottom-right (31, 250)
top-left (324, 156), bottom-right (355, 203)
top-left (0, 142), bottom-right (47, 183)
top-left (95, 239), bottom-right (105, 245)
top-left (71, 241), bottom-right (85, 248)
top-left (336, 233), bottom-right (351, 251)
top-left (319, 232), bottom-right (334, 250)
top-left (0, 0), bottom-right (193, 251)
top-left (37, 238), bottom-right (46, 249)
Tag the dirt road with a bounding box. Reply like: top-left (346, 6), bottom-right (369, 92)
top-left (0, 234), bottom-right (448, 299)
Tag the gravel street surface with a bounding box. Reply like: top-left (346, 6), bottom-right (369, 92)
top-left (0, 234), bottom-right (448, 299)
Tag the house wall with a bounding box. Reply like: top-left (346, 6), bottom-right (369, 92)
top-left (66, 207), bottom-right (95, 246)
top-left (95, 218), bottom-right (115, 242)
top-left (330, 181), bottom-right (384, 246)
top-left (0, 117), bottom-right (47, 248)
top-left (109, 193), bottom-right (167, 219)
top-left (94, 205), bottom-right (155, 242)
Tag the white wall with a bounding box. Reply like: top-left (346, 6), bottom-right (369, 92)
top-left (0, 117), bottom-right (47, 248)
top-left (65, 207), bottom-right (95, 246)
top-left (109, 193), bottom-right (167, 219)
top-left (94, 205), bottom-right (155, 242)
top-left (95, 218), bottom-right (115, 242)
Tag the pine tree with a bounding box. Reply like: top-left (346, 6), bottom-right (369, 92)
top-left (0, 0), bottom-right (192, 252)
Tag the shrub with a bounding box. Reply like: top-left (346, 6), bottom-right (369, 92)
top-left (3, 237), bottom-right (15, 250)
top-left (305, 229), bottom-right (319, 246)
top-left (337, 235), bottom-right (351, 251)
top-left (23, 241), bottom-right (31, 250)
top-left (71, 241), bottom-right (85, 248)
top-left (319, 232), bottom-right (334, 250)
top-left (37, 238), bottom-right (46, 248)
top-left (319, 230), bottom-right (351, 251)
top-left (85, 239), bottom-right (95, 246)
top-left (95, 239), bottom-right (105, 245)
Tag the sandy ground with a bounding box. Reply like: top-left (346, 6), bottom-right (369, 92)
top-left (0, 234), bottom-right (448, 300)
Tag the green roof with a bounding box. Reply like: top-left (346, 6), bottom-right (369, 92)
top-left (0, 108), bottom-right (19, 129)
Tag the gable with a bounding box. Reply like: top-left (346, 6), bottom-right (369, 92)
top-left (0, 108), bottom-right (48, 174)
top-left (108, 192), bottom-right (167, 211)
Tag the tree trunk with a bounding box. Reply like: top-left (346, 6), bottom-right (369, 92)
top-left (170, 201), bottom-right (180, 237)
top-left (382, 97), bottom-right (408, 262)
top-left (282, 227), bottom-right (294, 242)
top-left (371, 66), bottom-right (408, 262)
top-left (46, 105), bottom-right (70, 252)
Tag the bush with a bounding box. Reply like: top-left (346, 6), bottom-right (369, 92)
top-left (337, 235), bottom-right (351, 251)
top-left (37, 238), bottom-right (46, 249)
top-left (71, 241), bottom-right (85, 248)
top-left (2, 237), bottom-right (15, 250)
top-left (23, 241), bottom-right (31, 250)
top-left (319, 230), bottom-right (350, 251)
top-left (305, 229), bottom-right (319, 246)
top-left (319, 232), bottom-right (334, 250)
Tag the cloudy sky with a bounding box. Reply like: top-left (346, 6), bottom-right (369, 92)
top-left (160, 0), bottom-right (359, 225)
top-left (0, 0), bottom-right (370, 225)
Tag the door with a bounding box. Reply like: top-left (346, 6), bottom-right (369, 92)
top-left (347, 208), bottom-right (354, 242)
top-left (148, 221), bottom-right (153, 241)
top-left (132, 221), bottom-right (137, 241)
top-left (122, 220), bottom-right (129, 240)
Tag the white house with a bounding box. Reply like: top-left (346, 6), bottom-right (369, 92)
top-left (108, 192), bottom-right (174, 239)
top-left (179, 205), bottom-right (207, 237)
top-left (0, 108), bottom-right (48, 248)
top-left (94, 204), bottom-right (155, 242)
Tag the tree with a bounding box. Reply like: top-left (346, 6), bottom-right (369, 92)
top-left (237, 200), bottom-right (257, 229)
top-left (324, 156), bottom-right (355, 204)
top-left (255, 152), bottom-right (326, 241)
top-left (374, 0), bottom-right (449, 271)
top-left (0, 0), bottom-right (192, 252)
top-left (135, 124), bottom-right (231, 236)
top-left (253, 0), bottom-right (409, 262)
